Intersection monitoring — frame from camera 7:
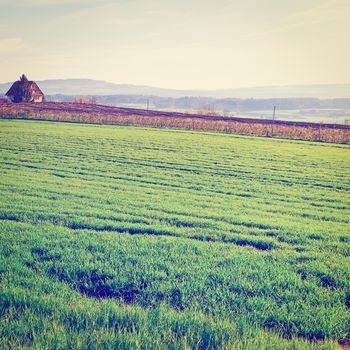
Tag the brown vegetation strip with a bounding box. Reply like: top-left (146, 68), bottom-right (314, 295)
top-left (1, 102), bottom-right (350, 143)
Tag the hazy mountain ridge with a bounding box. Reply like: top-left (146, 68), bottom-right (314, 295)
top-left (0, 79), bottom-right (349, 99)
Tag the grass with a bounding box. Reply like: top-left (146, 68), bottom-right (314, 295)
top-left (0, 119), bottom-right (349, 349)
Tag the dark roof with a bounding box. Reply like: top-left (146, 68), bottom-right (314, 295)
top-left (6, 80), bottom-right (44, 97)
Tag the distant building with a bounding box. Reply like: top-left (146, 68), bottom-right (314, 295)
top-left (73, 96), bottom-right (97, 104)
top-left (6, 75), bottom-right (44, 103)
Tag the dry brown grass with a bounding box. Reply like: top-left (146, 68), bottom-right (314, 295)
top-left (1, 102), bottom-right (349, 143)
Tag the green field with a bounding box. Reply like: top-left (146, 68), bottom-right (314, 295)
top-left (0, 120), bottom-right (349, 349)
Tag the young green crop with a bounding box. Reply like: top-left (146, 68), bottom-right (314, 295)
top-left (0, 120), bottom-right (349, 349)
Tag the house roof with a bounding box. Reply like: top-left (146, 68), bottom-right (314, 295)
top-left (30, 82), bottom-right (44, 97)
top-left (6, 80), bottom-right (44, 97)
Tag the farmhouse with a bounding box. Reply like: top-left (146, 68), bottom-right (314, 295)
top-left (6, 75), bottom-right (44, 103)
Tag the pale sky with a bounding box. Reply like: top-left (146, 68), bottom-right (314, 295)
top-left (0, 0), bottom-right (349, 89)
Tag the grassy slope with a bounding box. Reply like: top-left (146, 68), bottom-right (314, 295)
top-left (0, 120), bottom-right (349, 349)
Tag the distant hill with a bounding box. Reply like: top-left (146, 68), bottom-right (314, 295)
top-left (0, 79), bottom-right (349, 98)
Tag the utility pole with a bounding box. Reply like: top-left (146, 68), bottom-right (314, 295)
top-left (271, 106), bottom-right (276, 137)
top-left (318, 124), bottom-right (321, 141)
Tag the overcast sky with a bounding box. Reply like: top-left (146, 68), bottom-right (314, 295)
top-left (0, 0), bottom-right (349, 89)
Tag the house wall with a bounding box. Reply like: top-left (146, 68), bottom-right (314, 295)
top-left (33, 95), bottom-right (44, 103)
